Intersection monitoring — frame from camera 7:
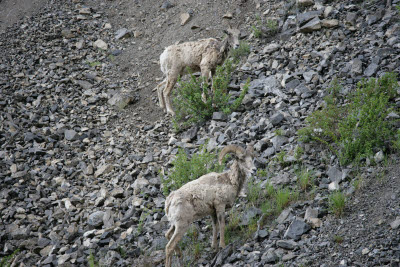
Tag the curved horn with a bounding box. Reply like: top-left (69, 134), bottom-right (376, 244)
top-left (219, 145), bottom-right (245, 164)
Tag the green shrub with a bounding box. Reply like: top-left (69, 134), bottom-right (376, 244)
top-left (328, 191), bottom-right (346, 217)
top-left (0, 249), bottom-right (20, 267)
top-left (247, 177), bottom-right (263, 206)
top-left (229, 41), bottom-right (250, 63)
top-left (298, 73), bottom-right (399, 165)
top-left (251, 25), bottom-right (262, 38)
top-left (172, 59), bottom-right (249, 130)
top-left (162, 144), bottom-right (225, 196)
top-left (88, 252), bottom-right (98, 267)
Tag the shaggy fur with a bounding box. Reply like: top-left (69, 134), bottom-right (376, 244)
top-left (156, 26), bottom-right (241, 116)
top-left (164, 144), bottom-right (255, 267)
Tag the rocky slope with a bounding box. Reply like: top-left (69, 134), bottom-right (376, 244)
top-left (0, 0), bottom-right (399, 266)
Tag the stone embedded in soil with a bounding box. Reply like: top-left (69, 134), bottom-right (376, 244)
top-left (93, 39), bottom-right (108, 50)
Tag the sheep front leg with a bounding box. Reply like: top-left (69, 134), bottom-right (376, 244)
top-left (200, 67), bottom-right (212, 104)
top-left (157, 79), bottom-right (167, 109)
top-left (216, 205), bottom-right (226, 248)
top-left (211, 213), bottom-right (218, 249)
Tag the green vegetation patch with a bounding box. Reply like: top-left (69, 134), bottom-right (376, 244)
top-left (161, 144), bottom-right (225, 196)
top-left (172, 59), bottom-right (249, 130)
top-left (299, 73), bottom-right (399, 165)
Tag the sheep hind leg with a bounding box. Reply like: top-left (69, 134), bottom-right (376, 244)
top-left (165, 225), bottom-right (182, 256)
top-left (157, 80), bottom-right (167, 109)
top-left (216, 206), bottom-right (226, 248)
top-left (211, 213), bottom-right (218, 249)
top-left (165, 223), bottom-right (187, 267)
top-left (163, 76), bottom-right (178, 116)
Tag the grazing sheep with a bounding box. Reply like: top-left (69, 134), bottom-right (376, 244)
top-left (156, 25), bottom-right (241, 116)
top-left (164, 144), bottom-right (256, 267)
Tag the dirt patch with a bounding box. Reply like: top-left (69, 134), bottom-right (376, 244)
top-left (0, 0), bottom-right (48, 32)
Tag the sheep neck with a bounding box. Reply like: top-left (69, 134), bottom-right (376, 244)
top-left (230, 161), bottom-right (247, 196)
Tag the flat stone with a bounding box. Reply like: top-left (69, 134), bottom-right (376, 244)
top-left (93, 39), bottom-right (108, 50)
top-left (108, 91), bottom-right (135, 110)
top-left (261, 249), bottom-right (278, 263)
top-left (115, 28), bottom-right (131, 40)
top-left (111, 187), bottom-right (124, 198)
top-left (263, 43), bottom-right (280, 54)
top-left (64, 129), bottom-right (77, 141)
top-left (180, 13), bottom-right (191, 26)
top-left (284, 219), bottom-right (311, 241)
top-left (270, 112), bottom-right (284, 126)
top-left (212, 112), bottom-right (228, 121)
top-left (94, 164), bottom-right (114, 178)
top-left (327, 166), bottom-right (343, 182)
top-left (277, 240), bottom-right (298, 250)
top-left (298, 10), bottom-right (322, 25)
top-left (298, 0), bottom-right (314, 7)
top-left (300, 17), bottom-right (321, 33)
top-left (364, 63), bottom-right (379, 77)
top-left (322, 19), bottom-right (339, 28)
top-left (351, 58), bottom-right (363, 75)
top-left (271, 135), bottom-right (288, 150)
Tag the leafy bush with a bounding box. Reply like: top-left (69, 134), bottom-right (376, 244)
top-left (161, 144), bottom-right (225, 196)
top-left (299, 73), bottom-right (399, 165)
top-left (172, 59), bottom-right (249, 130)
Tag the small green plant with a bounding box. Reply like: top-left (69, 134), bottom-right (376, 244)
top-left (162, 144), bottom-right (225, 196)
top-left (247, 177), bottom-right (263, 206)
top-left (352, 175), bottom-right (364, 191)
top-left (294, 146), bottom-right (304, 161)
top-left (88, 61), bottom-right (101, 67)
top-left (396, 5), bottom-right (400, 14)
top-left (137, 208), bottom-right (150, 235)
top-left (0, 249), bottom-right (20, 267)
top-left (392, 129), bottom-right (400, 152)
top-left (298, 73), bottom-right (399, 165)
top-left (266, 19), bottom-right (278, 34)
top-left (172, 59), bottom-right (249, 130)
top-left (275, 188), bottom-right (294, 213)
top-left (88, 252), bottom-right (98, 267)
top-left (274, 129), bottom-right (284, 136)
top-left (256, 168), bottom-right (268, 177)
top-left (251, 25), bottom-right (262, 38)
top-left (229, 41), bottom-right (250, 63)
top-left (276, 150), bottom-right (287, 166)
top-left (296, 168), bottom-right (314, 191)
top-left (328, 191), bottom-right (346, 217)
top-left (333, 235), bottom-right (344, 244)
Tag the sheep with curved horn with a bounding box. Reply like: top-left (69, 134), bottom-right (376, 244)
top-left (155, 25), bottom-right (241, 116)
top-left (164, 144), bottom-right (256, 267)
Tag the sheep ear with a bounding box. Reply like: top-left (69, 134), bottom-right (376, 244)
top-left (223, 29), bottom-right (229, 35)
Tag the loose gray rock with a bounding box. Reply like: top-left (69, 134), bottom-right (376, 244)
top-left (88, 211), bottom-right (105, 227)
top-left (284, 219), bottom-right (311, 240)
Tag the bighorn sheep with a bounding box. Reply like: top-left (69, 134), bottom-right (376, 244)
top-left (164, 144), bottom-right (256, 267)
top-left (156, 26), bottom-right (241, 116)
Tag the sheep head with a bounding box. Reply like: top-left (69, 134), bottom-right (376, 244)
top-left (219, 144), bottom-right (256, 175)
top-left (222, 25), bottom-right (240, 50)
